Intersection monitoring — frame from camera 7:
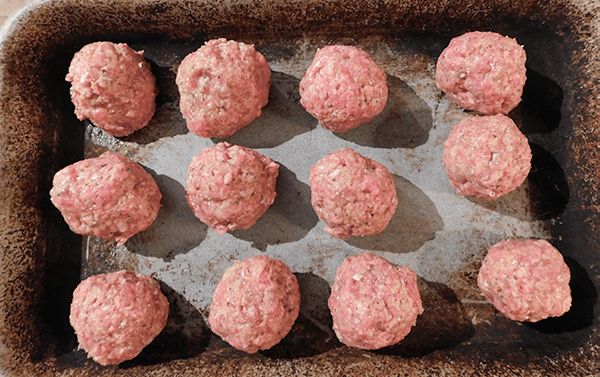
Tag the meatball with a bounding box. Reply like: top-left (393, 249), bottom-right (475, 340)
top-left (477, 239), bottom-right (572, 322)
top-left (186, 142), bottom-right (279, 234)
top-left (69, 270), bottom-right (169, 365)
top-left (175, 38), bottom-right (272, 138)
top-left (299, 45), bottom-right (388, 132)
top-left (49, 151), bottom-right (162, 245)
top-left (435, 31), bottom-right (527, 115)
top-left (209, 255), bottom-right (301, 353)
top-left (66, 41), bottom-right (158, 137)
top-left (309, 148), bottom-right (398, 239)
top-left (442, 114), bottom-right (532, 200)
top-left (328, 253), bottom-right (423, 350)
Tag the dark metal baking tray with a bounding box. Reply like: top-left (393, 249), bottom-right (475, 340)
top-left (0, 0), bottom-right (598, 375)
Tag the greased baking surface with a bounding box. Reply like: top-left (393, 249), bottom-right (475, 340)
top-left (81, 37), bottom-right (549, 325)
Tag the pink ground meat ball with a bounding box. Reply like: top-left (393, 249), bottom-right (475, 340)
top-left (175, 38), bottom-right (272, 138)
top-left (186, 142), bottom-right (279, 234)
top-left (442, 114), bottom-right (532, 200)
top-left (309, 148), bottom-right (398, 239)
top-left (435, 31), bottom-right (527, 115)
top-left (69, 270), bottom-right (169, 365)
top-left (328, 253), bottom-right (423, 350)
top-left (477, 239), bottom-right (572, 322)
top-left (209, 255), bottom-right (301, 353)
top-left (66, 41), bottom-right (158, 137)
top-left (299, 45), bottom-right (388, 132)
top-left (49, 151), bottom-right (162, 245)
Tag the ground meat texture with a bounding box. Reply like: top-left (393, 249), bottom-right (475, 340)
top-left (186, 142), bottom-right (279, 234)
top-left (175, 38), bottom-right (271, 138)
top-left (66, 41), bottom-right (158, 137)
top-left (209, 255), bottom-right (301, 353)
top-left (442, 114), bottom-right (532, 200)
top-left (477, 239), bottom-right (572, 322)
top-left (69, 270), bottom-right (169, 365)
top-left (328, 253), bottom-right (423, 350)
top-left (49, 151), bottom-right (162, 245)
top-left (299, 45), bottom-right (388, 132)
top-left (309, 148), bottom-right (398, 239)
top-left (435, 31), bottom-right (527, 115)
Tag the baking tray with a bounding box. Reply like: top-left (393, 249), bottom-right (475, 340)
top-left (0, 0), bottom-right (598, 376)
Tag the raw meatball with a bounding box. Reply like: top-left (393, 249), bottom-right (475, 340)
top-left (299, 45), bottom-right (388, 132)
top-left (435, 31), bottom-right (527, 115)
top-left (49, 151), bottom-right (162, 245)
top-left (186, 142), bottom-right (279, 234)
top-left (477, 239), bottom-right (572, 322)
top-left (69, 270), bottom-right (169, 365)
top-left (175, 38), bottom-right (272, 138)
top-left (66, 41), bottom-right (158, 137)
top-left (328, 253), bottom-right (423, 350)
top-left (209, 255), bottom-right (301, 353)
top-left (309, 148), bottom-right (398, 239)
top-left (442, 114), bottom-right (532, 200)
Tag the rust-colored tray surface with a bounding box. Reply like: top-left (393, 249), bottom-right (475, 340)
top-left (0, 0), bottom-right (598, 376)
